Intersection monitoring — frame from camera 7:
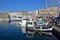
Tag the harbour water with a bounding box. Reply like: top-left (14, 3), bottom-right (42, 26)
top-left (0, 21), bottom-right (57, 40)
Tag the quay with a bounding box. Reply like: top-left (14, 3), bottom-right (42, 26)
top-left (52, 26), bottom-right (60, 40)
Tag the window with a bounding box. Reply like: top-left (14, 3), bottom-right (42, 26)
top-left (28, 22), bottom-right (32, 25)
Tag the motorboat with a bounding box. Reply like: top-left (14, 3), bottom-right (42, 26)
top-left (26, 20), bottom-right (53, 32)
top-left (19, 19), bottom-right (53, 38)
top-left (18, 16), bottom-right (30, 25)
top-left (18, 20), bottom-right (22, 25)
top-left (10, 14), bottom-right (22, 21)
top-left (19, 17), bottom-right (29, 33)
top-left (36, 16), bottom-right (43, 21)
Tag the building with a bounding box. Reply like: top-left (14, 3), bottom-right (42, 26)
top-left (0, 7), bottom-right (58, 18)
top-left (31, 7), bottom-right (57, 17)
top-left (8, 11), bottom-right (28, 17)
top-left (0, 12), bottom-right (9, 18)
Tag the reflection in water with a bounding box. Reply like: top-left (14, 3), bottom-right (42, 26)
top-left (10, 21), bottom-right (20, 26)
top-left (0, 21), bottom-right (57, 40)
top-left (9, 21), bottom-right (26, 33)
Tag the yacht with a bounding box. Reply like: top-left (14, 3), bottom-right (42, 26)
top-left (10, 14), bottom-right (22, 21)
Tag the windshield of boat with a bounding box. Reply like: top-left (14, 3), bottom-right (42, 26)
top-left (27, 22), bottom-right (32, 25)
top-left (18, 17), bottom-right (22, 18)
top-left (37, 21), bottom-right (47, 25)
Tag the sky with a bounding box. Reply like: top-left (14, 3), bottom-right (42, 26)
top-left (0, 0), bottom-right (58, 12)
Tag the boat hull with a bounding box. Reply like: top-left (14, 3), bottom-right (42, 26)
top-left (27, 27), bottom-right (53, 32)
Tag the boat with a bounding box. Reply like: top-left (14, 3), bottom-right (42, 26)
top-left (19, 17), bottom-right (28, 33)
top-left (19, 19), bottom-right (53, 38)
top-left (10, 14), bottom-right (22, 21)
top-left (18, 22), bottom-right (22, 25)
top-left (18, 16), bottom-right (30, 25)
top-left (36, 16), bottom-right (43, 21)
top-left (26, 20), bottom-right (53, 32)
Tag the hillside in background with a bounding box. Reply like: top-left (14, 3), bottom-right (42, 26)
top-left (0, 7), bottom-right (58, 18)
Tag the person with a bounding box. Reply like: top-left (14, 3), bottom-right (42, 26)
top-left (8, 15), bottom-right (11, 23)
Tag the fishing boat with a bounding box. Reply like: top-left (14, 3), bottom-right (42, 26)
top-left (26, 20), bottom-right (53, 32)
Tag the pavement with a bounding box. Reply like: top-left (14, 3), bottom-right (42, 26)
top-left (53, 25), bottom-right (60, 32)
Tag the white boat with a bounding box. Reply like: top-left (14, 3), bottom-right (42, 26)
top-left (19, 16), bottom-right (28, 25)
top-left (10, 14), bottom-right (22, 21)
top-left (18, 16), bottom-right (31, 25)
top-left (27, 21), bottom-right (36, 28)
top-left (19, 18), bottom-right (27, 33)
top-left (26, 20), bottom-right (53, 32)
top-left (36, 17), bottom-right (43, 21)
top-left (18, 22), bottom-right (22, 25)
